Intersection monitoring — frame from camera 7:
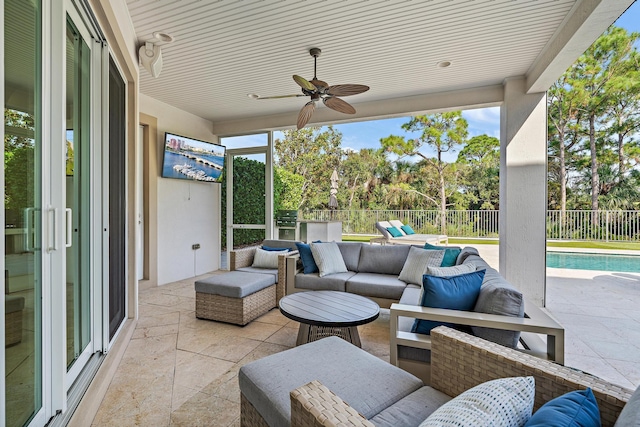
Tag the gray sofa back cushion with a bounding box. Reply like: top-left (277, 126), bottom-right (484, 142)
top-left (239, 336), bottom-right (423, 427)
top-left (615, 384), bottom-right (640, 426)
top-left (358, 244), bottom-right (411, 275)
top-left (337, 242), bottom-right (363, 272)
top-left (370, 386), bottom-right (451, 427)
top-left (346, 273), bottom-right (407, 300)
top-left (462, 254), bottom-right (524, 348)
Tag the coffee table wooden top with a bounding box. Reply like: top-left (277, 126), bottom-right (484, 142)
top-left (279, 291), bottom-right (380, 327)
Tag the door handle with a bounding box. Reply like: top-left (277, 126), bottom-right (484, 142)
top-left (47, 207), bottom-right (58, 252)
top-left (65, 208), bottom-right (73, 248)
top-left (23, 207), bottom-right (35, 252)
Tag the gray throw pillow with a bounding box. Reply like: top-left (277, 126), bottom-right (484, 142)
top-left (398, 247), bottom-right (445, 285)
top-left (427, 264), bottom-right (476, 277)
top-left (311, 242), bottom-right (348, 277)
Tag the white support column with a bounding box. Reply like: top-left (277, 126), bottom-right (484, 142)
top-left (499, 78), bottom-right (547, 307)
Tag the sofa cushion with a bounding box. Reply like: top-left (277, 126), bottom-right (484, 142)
top-left (427, 263), bottom-right (476, 277)
top-left (252, 247), bottom-right (281, 269)
top-left (236, 267), bottom-right (278, 282)
top-left (464, 254), bottom-right (525, 348)
top-left (370, 386), bottom-right (451, 427)
top-left (195, 272), bottom-right (275, 298)
top-left (346, 273), bottom-right (407, 300)
top-left (397, 285), bottom-right (430, 362)
top-left (423, 243), bottom-right (462, 267)
top-left (337, 242), bottom-right (362, 272)
top-left (525, 388), bottom-right (600, 427)
top-left (412, 270), bottom-right (485, 335)
top-left (311, 242), bottom-right (348, 277)
top-left (358, 244), bottom-right (411, 275)
top-left (295, 271), bottom-right (355, 292)
top-left (295, 242), bottom-right (319, 274)
top-left (615, 384), bottom-right (640, 426)
top-left (398, 247), bottom-right (446, 285)
top-left (387, 226), bottom-right (403, 237)
top-left (262, 239), bottom-right (300, 251)
top-left (239, 336), bottom-right (424, 427)
top-left (261, 245), bottom-right (290, 252)
top-left (420, 376), bottom-right (535, 427)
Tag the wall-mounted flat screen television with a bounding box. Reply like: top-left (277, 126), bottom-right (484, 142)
top-left (161, 132), bottom-right (226, 183)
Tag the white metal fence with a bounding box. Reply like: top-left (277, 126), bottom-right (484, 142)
top-left (301, 209), bottom-right (640, 241)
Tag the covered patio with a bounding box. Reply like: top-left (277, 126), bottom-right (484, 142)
top-left (73, 245), bottom-right (640, 426)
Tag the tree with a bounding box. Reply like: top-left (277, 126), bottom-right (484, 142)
top-left (547, 75), bottom-right (583, 213)
top-left (274, 126), bottom-right (342, 209)
top-left (380, 112), bottom-right (468, 232)
top-left (570, 27), bottom-right (640, 213)
top-left (340, 148), bottom-right (391, 209)
top-left (456, 134), bottom-right (500, 210)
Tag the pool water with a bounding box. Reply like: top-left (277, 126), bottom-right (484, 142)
top-left (546, 252), bottom-right (640, 272)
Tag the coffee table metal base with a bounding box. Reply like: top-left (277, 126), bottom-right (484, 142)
top-left (296, 324), bottom-right (362, 347)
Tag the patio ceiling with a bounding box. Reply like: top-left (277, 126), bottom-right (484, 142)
top-left (126, 0), bottom-right (633, 133)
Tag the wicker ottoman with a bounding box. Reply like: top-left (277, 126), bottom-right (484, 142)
top-left (5, 295), bottom-right (25, 347)
top-left (195, 271), bottom-right (277, 326)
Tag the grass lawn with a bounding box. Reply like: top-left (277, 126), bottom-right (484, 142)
top-left (341, 235), bottom-right (640, 251)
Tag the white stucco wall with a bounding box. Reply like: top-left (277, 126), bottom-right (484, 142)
top-left (139, 93), bottom-right (221, 285)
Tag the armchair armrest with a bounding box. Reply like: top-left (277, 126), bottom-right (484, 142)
top-left (390, 298), bottom-right (565, 365)
top-left (285, 253), bottom-right (303, 296)
top-left (277, 250), bottom-right (298, 303)
top-left (430, 327), bottom-right (631, 427)
top-left (229, 247), bottom-right (257, 270)
top-left (290, 380), bottom-right (374, 427)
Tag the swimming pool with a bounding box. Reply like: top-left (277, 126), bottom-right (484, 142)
top-left (546, 252), bottom-right (640, 272)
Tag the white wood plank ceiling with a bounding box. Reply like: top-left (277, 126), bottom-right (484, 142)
top-left (126, 0), bottom-right (580, 126)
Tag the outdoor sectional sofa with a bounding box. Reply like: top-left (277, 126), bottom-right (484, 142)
top-left (285, 243), bottom-right (564, 382)
top-left (239, 326), bottom-right (638, 427)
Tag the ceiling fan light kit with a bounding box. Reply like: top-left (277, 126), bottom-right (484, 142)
top-left (253, 48), bottom-right (370, 129)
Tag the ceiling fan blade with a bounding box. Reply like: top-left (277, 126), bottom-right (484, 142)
top-left (326, 84), bottom-right (370, 96)
top-left (323, 96), bottom-right (356, 114)
top-left (297, 101), bottom-right (315, 129)
top-left (293, 75), bottom-right (317, 92)
top-left (254, 94), bottom-right (306, 99)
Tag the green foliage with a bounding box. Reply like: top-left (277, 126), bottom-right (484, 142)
top-left (550, 26), bottom-right (640, 211)
top-left (274, 167), bottom-right (304, 211)
top-left (274, 126), bottom-right (343, 210)
top-left (221, 156), bottom-right (267, 249)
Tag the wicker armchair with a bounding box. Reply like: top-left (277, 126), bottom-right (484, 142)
top-left (285, 327), bottom-right (633, 427)
top-left (229, 245), bottom-right (298, 304)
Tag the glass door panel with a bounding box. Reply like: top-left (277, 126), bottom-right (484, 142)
top-left (227, 152), bottom-right (267, 250)
top-left (65, 18), bottom-right (91, 371)
top-left (4, 0), bottom-right (43, 425)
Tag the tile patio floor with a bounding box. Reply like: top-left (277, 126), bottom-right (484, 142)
top-left (89, 245), bottom-right (640, 426)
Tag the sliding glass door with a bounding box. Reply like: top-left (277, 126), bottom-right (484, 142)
top-left (4, 0), bottom-right (43, 425)
top-left (3, 1), bottom-right (124, 424)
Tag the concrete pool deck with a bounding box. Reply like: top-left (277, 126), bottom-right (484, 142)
top-left (473, 244), bottom-right (640, 390)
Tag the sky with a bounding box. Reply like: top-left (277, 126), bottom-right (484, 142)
top-left (229, 2), bottom-right (640, 163)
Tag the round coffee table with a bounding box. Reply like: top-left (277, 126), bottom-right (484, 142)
top-left (279, 290), bottom-right (380, 347)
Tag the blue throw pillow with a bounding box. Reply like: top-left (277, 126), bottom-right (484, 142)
top-left (424, 243), bottom-right (462, 267)
top-left (387, 226), bottom-right (403, 237)
top-left (411, 269), bottom-right (485, 334)
top-left (400, 225), bottom-right (415, 235)
top-left (525, 388), bottom-right (600, 427)
top-left (295, 242), bottom-right (320, 274)
top-left (261, 245), bottom-right (290, 252)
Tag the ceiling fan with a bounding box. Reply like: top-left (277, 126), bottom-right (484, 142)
top-left (250, 48), bottom-right (370, 129)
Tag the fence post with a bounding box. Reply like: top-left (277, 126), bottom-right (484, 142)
top-left (606, 211), bottom-right (609, 242)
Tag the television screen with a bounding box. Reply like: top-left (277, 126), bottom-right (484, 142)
top-left (161, 132), bottom-right (226, 183)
